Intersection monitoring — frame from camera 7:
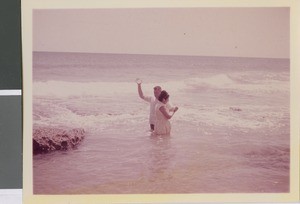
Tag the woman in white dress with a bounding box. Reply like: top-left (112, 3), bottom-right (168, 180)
top-left (154, 90), bottom-right (178, 135)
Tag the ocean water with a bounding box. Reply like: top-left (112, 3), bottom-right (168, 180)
top-left (32, 52), bottom-right (290, 194)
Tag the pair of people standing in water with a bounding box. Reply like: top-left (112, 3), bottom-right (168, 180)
top-left (136, 79), bottom-right (178, 135)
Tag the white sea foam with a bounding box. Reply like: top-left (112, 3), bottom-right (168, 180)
top-left (34, 101), bottom-right (148, 132)
top-left (33, 67), bottom-right (289, 132)
top-left (180, 73), bottom-right (288, 93)
top-left (175, 105), bottom-right (288, 129)
top-left (33, 94), bottom-right (288, 133)
top-left (160, 73), bottom-right (287, 95)
top-left (33, 72), bottom-right (288, 99)
top-left (33, 81), bottom-right (137, 97)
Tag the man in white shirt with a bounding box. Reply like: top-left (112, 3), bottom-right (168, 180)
top-left (137, 79), bottom-right (176, 131)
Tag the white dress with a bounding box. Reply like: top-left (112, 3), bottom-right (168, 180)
top-left (154, 102), bottom-right (171, 135)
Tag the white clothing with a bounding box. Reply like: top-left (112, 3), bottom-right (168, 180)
top-left (143, 96), bottom-right (159, 125)
top-left (144, 96), bottom-right (174, 125)
top-left (154, 102), bottom-right (171, 135)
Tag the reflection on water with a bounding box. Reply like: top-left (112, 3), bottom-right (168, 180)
top-left (33, 124), bottom-right (290, 194)
top-left (148, 134), bottom-right (174, 183)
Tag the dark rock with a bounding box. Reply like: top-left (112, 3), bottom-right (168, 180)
top-left (33, 126), bottom-right (85, 154)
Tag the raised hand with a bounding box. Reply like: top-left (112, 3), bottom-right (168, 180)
top-left (135, 78), bottom-right (142, 85)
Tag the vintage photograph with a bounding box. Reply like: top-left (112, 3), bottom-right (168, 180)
top-left (21, 0), bottom-right (300, 202)
top-left (31, 7), bottom-right (291, 195)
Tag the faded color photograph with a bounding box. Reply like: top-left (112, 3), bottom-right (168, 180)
top-left (32, 8), bottom-right (290, 194)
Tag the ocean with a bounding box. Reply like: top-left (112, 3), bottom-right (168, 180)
top-left (32, 51), bottom-right (290, 194)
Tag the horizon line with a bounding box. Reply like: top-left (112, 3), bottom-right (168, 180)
top-left (32, 50), bottom-right (290, 60)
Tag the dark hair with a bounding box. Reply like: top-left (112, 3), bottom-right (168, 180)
top-left (158, 90), bottom-right (169, 102)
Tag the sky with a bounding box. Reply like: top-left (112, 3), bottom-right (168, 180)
top-left (33, 7), bottom-right (289, 58)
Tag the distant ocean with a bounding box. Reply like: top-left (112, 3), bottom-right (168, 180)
top-left (33, 52), bottom-right (290, 194)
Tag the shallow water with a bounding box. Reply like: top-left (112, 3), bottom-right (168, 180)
top-left (33, 52), bottom-right (289, 194)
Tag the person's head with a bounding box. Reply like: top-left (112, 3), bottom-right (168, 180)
top-left (153, 86), bottom-right (162, 98)
top-left (158, 90), bottom-right (169, 104)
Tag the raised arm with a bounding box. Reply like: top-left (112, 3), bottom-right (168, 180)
top-left (159, 106), bottom-right (177, 120)
top-left (137, 83), bottom-right (145, 100)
